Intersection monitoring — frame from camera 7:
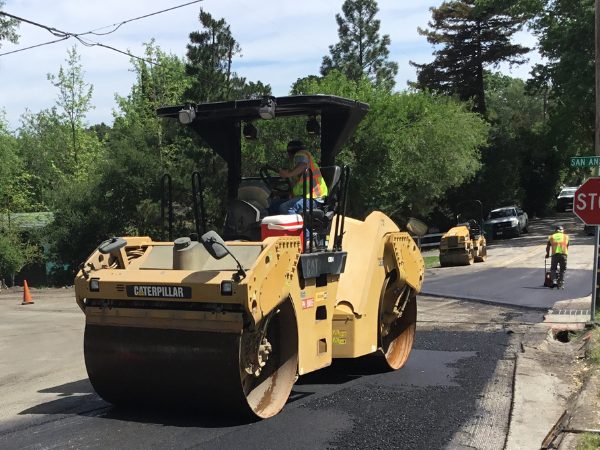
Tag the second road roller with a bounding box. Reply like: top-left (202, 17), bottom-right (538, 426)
top-left (74, 95), bottom-right (425, 419)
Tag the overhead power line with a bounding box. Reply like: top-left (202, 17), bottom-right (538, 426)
top-left (0, 0), bottom-right (204, 62)
top-left (82, 0), bottom-right (204, 36)
top-left (0, 1), bottom-right (268, 93)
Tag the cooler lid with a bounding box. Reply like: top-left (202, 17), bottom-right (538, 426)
top-left (261, 214), bottom-right (303, 226)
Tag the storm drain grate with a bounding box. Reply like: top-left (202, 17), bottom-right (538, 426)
top-left (548, 309), bottom-right (591, 316)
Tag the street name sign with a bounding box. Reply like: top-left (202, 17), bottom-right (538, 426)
top-left (574, 178), bottom-right (600, 225)
top-left (570, 156), bottom-right (600, 168)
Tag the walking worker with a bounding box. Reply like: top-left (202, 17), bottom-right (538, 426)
top-left (545, 225), bottom-right (569, 289)
top-left (270, 140), bottom-right (328, 215)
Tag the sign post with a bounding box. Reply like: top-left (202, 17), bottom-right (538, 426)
top-left (573, 179), bottom-right (600, 321)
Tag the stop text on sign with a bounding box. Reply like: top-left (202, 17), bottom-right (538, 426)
top-left (573, 178), bottom-right (600, 225)
top-left (575, 192), bottom-right (600, 210)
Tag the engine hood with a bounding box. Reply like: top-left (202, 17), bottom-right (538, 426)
top-left (484, 217), bottom-right (518, 225)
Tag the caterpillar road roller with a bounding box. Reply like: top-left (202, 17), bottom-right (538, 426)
top-left (439, 200), bottom-right (487, 266)
top-left (74, 95), bottom-right (425, 419)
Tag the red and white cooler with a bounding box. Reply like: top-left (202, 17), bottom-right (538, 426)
top-left (261, 214), bottom-right (304, 249)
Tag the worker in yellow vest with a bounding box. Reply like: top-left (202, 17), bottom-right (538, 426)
top-left (270, 140), bottom-right (328, 215)
top-left (545, 225), bottom-right (569, 289)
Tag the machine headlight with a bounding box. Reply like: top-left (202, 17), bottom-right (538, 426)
top-left (259, 96), bottom-right (276, 119)
top-left (178, 105), bottom-right (196, 124)
top-left (89, 278), bottom-right (100, 292)
top-left (510, 218), bottom-right (519, 226)
top-left (221, 281), bottom-right (233, 296)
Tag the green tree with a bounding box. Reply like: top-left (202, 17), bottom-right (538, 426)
top-left (0, 1), bottom-right (19, 50)
top-left (46, 45), bottom-right (101, 176)
top-left (411, 0), bottom-right (529, 115)
top-left (484, 71), bottom-right (546, 133)
top-left (185, 9), bottom-right (271, 102)
top-left (114, 40), bottom-right (191, 163)
top-left (527, 0), bottom-right (594, 156)
top-left (281, 72), bottom-right (489, 220)
top-left (321, 0), bottom-right (398, 88)
top-left (0, 112), bottom-right (44, 286)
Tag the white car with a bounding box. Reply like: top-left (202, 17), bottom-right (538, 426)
top-left (484, 206), bottom-right (529, 238)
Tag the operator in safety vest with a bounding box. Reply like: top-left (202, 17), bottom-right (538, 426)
top-left (269, 140), bottom-right (328, 215)
top-left (545, 225), bottom-right (570, 289)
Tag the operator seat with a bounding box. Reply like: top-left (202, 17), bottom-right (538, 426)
top-left (303, 165), bottom-right (342, 234)
top-left (223, 199), bottom-right (262, 241)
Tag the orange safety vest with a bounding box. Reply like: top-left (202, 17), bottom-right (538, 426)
top-left (549, 232), bottom-right (569, 255)
top-left (291, 150), bottom-right (328, 199)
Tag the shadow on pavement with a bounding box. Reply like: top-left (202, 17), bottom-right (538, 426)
top-left (19, 379), bottom-right (258, 428)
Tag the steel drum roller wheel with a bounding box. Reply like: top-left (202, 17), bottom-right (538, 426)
top-left (378, 273), bottom-right (417, 370)
top-left (475, 246), bottom-right (487, 263)
top-left (84, 299), bottom-right (298, 419)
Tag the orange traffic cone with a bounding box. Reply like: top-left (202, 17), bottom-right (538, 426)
top-left (22, 280), bottom-right (34, 305)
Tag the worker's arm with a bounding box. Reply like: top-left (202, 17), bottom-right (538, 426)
top-left (279, 162), bottom-right (307, 179)
top-left (545, 240), bottom-right (551, 258)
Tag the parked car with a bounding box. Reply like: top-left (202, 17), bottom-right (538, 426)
top-left (484, 205), bottom-right (529, 238)
top-left (556, 186), bottom-right (579, 212)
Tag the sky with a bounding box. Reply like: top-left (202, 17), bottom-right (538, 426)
top-left (0, 0), bottom-right (541, 130)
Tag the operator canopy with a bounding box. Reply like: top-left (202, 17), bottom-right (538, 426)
top-left (157, 95), bottom-right (370, 199)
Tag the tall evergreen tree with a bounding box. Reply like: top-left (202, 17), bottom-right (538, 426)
top-left (320, 0), bottom-right (398, 88)
top-left (185, 9), bottom-right (270, 102)
top-left (410, 0), bottom-right (529, 115)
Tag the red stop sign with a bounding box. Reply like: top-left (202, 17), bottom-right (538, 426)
top-left (574, 178), bottom-right (600, 225)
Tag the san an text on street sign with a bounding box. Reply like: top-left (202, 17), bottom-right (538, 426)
top-left (570, 156), bottom-right (600, 168)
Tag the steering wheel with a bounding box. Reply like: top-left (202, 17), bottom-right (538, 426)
top-left (259, 165), bottom-right (292, 194)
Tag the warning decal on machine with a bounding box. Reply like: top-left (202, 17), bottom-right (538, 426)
top-left (333, 338), bottom-right (346, 345)
top-left (126, 285), bottom-right (192, 299)
top-left (301, 298), bottom-right (314, 309)
top-left (333, 330), bottom-right (346, 337)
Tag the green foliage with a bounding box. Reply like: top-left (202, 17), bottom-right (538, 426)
top-left (484, 71), bottom-right (546, 134)
top-left (0, 222), bottom-right (43, 285)
top-left (587, 326), bottom-right (600, 365)
top-left (293, 72), bottom-right (489, 220)
top-left (46, 46), bottom-right (102, 179)
top-left (114, 40), bottom-right (192, 163)
top-left (576, 433), bottom-right (600, 450)
top-left (439, 71), bottom-right (558, 218)
top-left (0, 1), bottom-right (19, 49)
top-left (185, 10), bottom-right (271, 102)
top-left (321, 0), bottom-right (398, 88)
top-left (411, 0), bottom-right (529, 114)
top-left (527, 0), bottom-right (594, 156)
top-left (423, 255), bottom-right (440, 269)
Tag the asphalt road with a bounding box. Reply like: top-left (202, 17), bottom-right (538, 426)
top-left (0, 215), bottom-right (586, 449)
top-left (422, 212), bottom-right (594, 309)
top-left (0, 327), bottom-right (515, 449)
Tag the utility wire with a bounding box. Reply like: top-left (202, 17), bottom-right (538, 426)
top-left (80, 0), bottom-right (203, 36)
top-left (0, 2), bottom-right (236, 91)
top-left (0, 36), bottom-right (69, 57)
top-left (0, 1), bottom-right (203, 63)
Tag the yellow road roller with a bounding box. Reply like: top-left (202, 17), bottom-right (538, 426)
top-left (439, 200), bottom-right (487, 266)
top-left (74, 95), bottom-right (425, 419)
